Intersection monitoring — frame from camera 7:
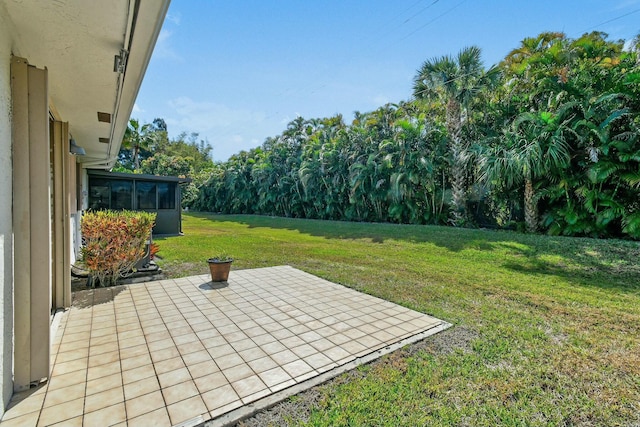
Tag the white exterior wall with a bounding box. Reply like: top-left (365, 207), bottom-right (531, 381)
top-left (0, 10), bottom-right (14, 415)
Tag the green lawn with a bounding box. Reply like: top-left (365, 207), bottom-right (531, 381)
top-left (156, 213), bottom-right (640, 426)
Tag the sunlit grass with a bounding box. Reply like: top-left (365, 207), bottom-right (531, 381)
top-left (156, 213), bottom-right (640, 426)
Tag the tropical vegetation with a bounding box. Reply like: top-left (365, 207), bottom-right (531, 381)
top-left (177, 31), bottom-right (640, 239)
top-left (80, 210), bottom-right (156, 286)
top-left (116, 117), bottom-right (215, 207)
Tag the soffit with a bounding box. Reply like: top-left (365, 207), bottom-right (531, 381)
top-left (3, 0), bottom-right (169, 167)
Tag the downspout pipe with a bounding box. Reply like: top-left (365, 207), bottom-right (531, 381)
top-left (107, 0), bottom-right (170, 170)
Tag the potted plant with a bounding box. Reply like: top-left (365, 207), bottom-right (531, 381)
top-left (207, 254), bottom-right (233, 282)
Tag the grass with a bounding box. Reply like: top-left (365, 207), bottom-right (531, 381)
top-left (156, 213), bottom-right (640, 426)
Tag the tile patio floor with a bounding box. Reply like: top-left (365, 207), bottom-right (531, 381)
top-left (1, 266), bottom-right (449, 427)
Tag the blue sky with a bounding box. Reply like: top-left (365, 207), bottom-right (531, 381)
top-left (133, 1), bottom-right (640, 161)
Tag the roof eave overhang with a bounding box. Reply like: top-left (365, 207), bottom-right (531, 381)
top-left (1, 0), bottom-right (170, 170)
top-left (86, 0), bottom-right (171, 170)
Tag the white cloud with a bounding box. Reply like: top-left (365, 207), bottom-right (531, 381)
top-left (624, 39), bottom-right (634, 51)
top-left (164, 96), bottom-right (272, 160)
top-left (372, 94), bottom-right (390, 106)
top-left (165, 12), bottom-right (181, 25)
top-left (167, 97), bottom-right (266, 131)
top-left (153, 29), bottom-right (183, 61)
top-left (615, 0), bottom-right (640, 9)
top-left (132, 103), bottom-right (144, 114)
top-left (279, 113), bottom-right (302, 126)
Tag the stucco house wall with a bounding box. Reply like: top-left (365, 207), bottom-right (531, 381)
top-left (0, 0), bottom-right (170, 417)
top-left (0, 6), bottom-right (15, 413)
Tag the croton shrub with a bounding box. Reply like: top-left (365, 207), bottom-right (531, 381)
top-left (81, 210), bottom-right (156, 287)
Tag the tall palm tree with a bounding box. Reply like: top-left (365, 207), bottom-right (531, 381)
top-left (413, 46), bottom-right (499, 226)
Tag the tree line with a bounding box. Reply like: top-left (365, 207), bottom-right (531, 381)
top-left (136, 32), bottom-right (640, 239)
top-left (116, 117), bottom-right (215, 207)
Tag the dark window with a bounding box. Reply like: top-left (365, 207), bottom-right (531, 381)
top-left (110, 180), bottom-right (133, 210)
top-left (136, 182), bottom-right (156, 210)
top-left (158, 183), bottom-right (175, 209)
top-left (88, 178), bottom-right (110, 210)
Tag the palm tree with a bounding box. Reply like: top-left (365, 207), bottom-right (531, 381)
top-left (122, 118), bottom-right (153, 170)
top-left (481, 110), bottom-right (571, 233)
top-left (413, 46), bottom-right (499, 226)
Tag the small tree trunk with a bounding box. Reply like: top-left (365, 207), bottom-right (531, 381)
top-left (446, 99), bottom-right (467, 226)
top-left (133, 146), bottom-right (140, 170)
top-left (524, 178), bottom-right (538, 233)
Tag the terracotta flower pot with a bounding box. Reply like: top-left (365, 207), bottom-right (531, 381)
top-left (207, 258), bottom-right (233, 282)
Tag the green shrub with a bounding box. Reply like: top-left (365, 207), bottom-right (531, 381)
top-left (81, 210), bottom-right (156, 287)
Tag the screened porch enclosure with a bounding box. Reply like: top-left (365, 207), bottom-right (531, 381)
top-left (87, 170), bottom-right (188, 235)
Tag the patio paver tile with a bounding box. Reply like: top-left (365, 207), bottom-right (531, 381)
top-left (0, 412), bottom-right (40, 427)
top-left (150, 346), bottom-right (181, 363)
top-left (222, 363), bottom-right (254, 383)
top-left (83, 402), bottom-right (126, 426)
top-left (88, 341), bottom-right (119, 357)
top-left (120, 354), bottom-right (153, 373)
top-left (270, 378), bottom-right (296, 393)
top-left (208, 400), bottom-right (244, 421)
top-left (50, 358), bottom-right (88, 377)
top-left (183, 349), bottom-right (213, 366)
top-left (157, 367), bottom-right (192, 389)
top-left (153, 356), bottom-right (186, 375)
top-left (86, 360), bottom-right (121, 381)
top-left (201, 384), bottom-right (240, 411)
top-left (87, 329), bottom-right (118, 351)
top-left (122, 363), bottom-right (156, 386)
top-left (238, 347), bottom-right (267, 362)
top-left (54, 347), bottom-right (89, 364)
top-left (194, 372), bottom-right (229, 394)
top-left (281, 360), bottom-right (314, 379)
top-left (47, 369), bottom-right (87, 390)
top-left (173, 333), bottom-right (199, 346)
top-left (87, 350), bottom-right (120, 368)
top-left (247, 356), bottom-right (278, 374)
top-left (187, 359), bottom-right (220, 379)
top-left (251, 333), bottom-right (277, 346)
top-left (162, 380), bottom-right (200, 405)
top-left (291, 344), bottom-right (317, 359)
top-left (85, 372), bottom-right (122, 396)
top-left (304, 352), bottom-right (334, 370)
top-left (123, 376), bottom-right (160, 400)
top-left (177, 340), bottom-right (206, 355)
top-left (83, 387), bottom-right (124, 413)
top-left (125, 390), bottom-right (166, 419)
top-left (231, 375), bottom-right (268, 398)
top-left (270, 349), bottom-right (298, 365)
top-left (36, 397), bottom-right (83, 427)
top-left (119, 344), bottom-right (149, 360)
top-left (258, 366), bottom-right (292, 388)
top-left (166, 395), bottom-right (208, 426)
top-left (341, 340), bottom-right (368, 355)
top-left (215, 352), bottom-right (245, 370)
top-left (324, 346), bottom-right (352, 362)
top-left (127, 407), bottom-right (172, 427)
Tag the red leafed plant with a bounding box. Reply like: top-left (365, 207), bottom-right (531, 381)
top-left (81, 210), bottom-right (156, 287)
top-left (149, 242), bottom-right (160, 260)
